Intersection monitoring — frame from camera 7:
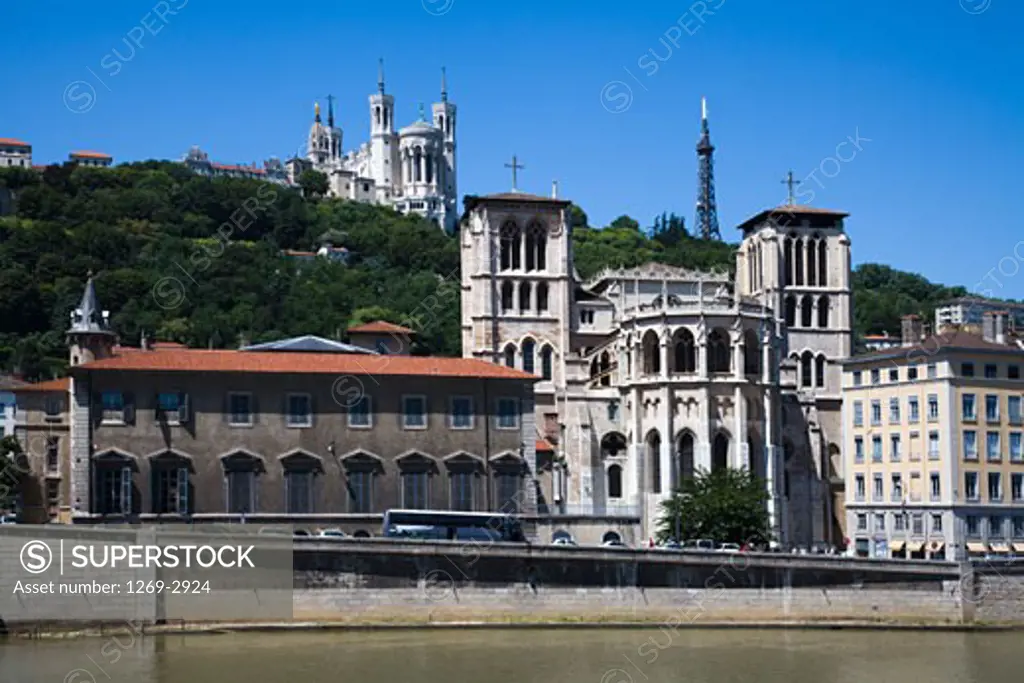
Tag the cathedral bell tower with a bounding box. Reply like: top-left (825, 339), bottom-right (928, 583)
top-left (369, 58), bottom-right (398, 196)
top-left (67, 271), bottom-right (116, 367)
top-left (432, 67), bottom-right (457, 230)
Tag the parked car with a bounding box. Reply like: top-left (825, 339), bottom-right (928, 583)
top-left (0, 514), bottom-right (17, 525)
top-left (717, 542), bottom-right (741, 553)
top-left (602, 539), bottom-right (627, 548)
top-left (293, 529), bottom-right (312, 537)
top-left (551, 536), bottom-right (578, 546)
top-left (683, 539), bottom-right (715, 551)
top-left (658, 540), bottom-right (682, 550)
top-left (316, 528), bottom-right (347, 538)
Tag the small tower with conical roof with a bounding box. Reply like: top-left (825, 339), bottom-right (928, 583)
top-left (67, 271), bottom-right (116, 366)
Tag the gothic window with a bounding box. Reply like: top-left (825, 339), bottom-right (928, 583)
top-left (500, 281), bottom-right (514, 313)
top-left (818, 239), bottom-right (828, 286)
top-left (519, 282), bottom-right (531, 313)
top-left (375, 106), bottom-right (381, 126)
top-left (646, 430), bottom-right (662, 493)
top-left (599, 351), bottom-right (611, 387)
top-left (607, 465), bottom-right (623, 499)
top-left (536, 282), bottom-right (549, 312)
top-left (816, 354), bottom-right (827, 389)
top-left (794, 237), bottom-right (804, 286)
top-left (784, 295), bottom-right (797, 327)
top-left (807, 237), bottom-right (817, 286)
top-left (712, 432), bottom-right (729, 471)
top-left (504, 344), bottom-right (516, 368)
top-left (817, 295), bottom-right (829, 328)
top-left (522, 338), bottom-right (536, 375)
top-left (800, 294), bottom-right (814, 327)
top-left (707, 328), bottom-right (730, 374)
top-left (672, 328), bottom-right (696, 373)
top-left (541, 345), bottom-right (554, 381)
top-left (642, 330), bottom-right (660, 375)
top-left (783, 237), bottom-right (793, 287)
top-left (414, 147), bottom-right (423, 182)
top-left (800, 351), bottom-right (814, 388)
top-left (743, 329), bottom-right (761, 377)
top-left (425, 153), bottom-right (434, 184)
top-left (499, 221), bottom-right (521, 271)
top-left (678, 432), bottom-right (695, 482)
top-left (525, 221), bottom-right (547, 271)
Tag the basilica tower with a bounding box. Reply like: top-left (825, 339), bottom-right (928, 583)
top-left (432, 67), bottom-right (457, 230)
top-left (368, 59), bottom-right (399, 198)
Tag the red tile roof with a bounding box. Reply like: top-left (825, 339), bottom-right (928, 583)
top-left (847, 330), bottom-right (1024, 363)
top-left (14, 377), bottom-right (70, 393)
top-left (73, 348), bottom-right (535, 380)
top-left (0, 137), bottom-right (30, 148)
top-left (535, 439), bottom-right (554, 453)
top-left (347, 321), bottom-right (416, 335)
top-left (69, 150), bottom-right (112, 159)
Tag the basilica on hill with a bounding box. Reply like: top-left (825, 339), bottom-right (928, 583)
top-left (460, 103), bottom-right (852, 548)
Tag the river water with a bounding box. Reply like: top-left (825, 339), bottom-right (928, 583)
top-left (0, 628), bottom-right (1017, 683)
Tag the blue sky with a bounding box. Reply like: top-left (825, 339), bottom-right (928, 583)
top-left (2, 0), bottom-right (1021, 295)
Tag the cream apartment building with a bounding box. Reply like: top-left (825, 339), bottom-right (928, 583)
top-left (843, 313), bottom-right (1024, 560)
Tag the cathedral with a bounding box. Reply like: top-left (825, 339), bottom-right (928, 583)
top-left (287, 61), bottom-right (458, 232)
top-left (460, 104), bottom-right (852, 548)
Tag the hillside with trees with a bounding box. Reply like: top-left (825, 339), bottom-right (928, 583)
top-left (0, 162), bottom-right (975, 380)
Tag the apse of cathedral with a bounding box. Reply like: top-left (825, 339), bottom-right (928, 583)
top-left (459, 103), bottom-right (852, 549)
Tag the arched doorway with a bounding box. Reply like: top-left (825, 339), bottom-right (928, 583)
top-left (602, 530), bottom-right (622, 544)
top-left (712, 432), bottom-right (729, 471)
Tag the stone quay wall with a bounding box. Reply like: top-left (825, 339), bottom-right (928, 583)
top-left (291, 539), bottom-right (979, 626)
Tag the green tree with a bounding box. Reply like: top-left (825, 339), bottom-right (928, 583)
top-left (298, 170), bottom-right (329, 199)
top-left (0, 435), bottom-right (28, 510)
top-left (656, 468), bottom-right (771, 544)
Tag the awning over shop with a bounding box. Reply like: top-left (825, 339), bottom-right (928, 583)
top-left (989, 543), bottom-right (1011, 553)
top-left (967, 542), bottom-right (987, 553)
top-left (889, 540), bottom-right (906, 551)
top-left (907, 541), bottom-right (926, 553)
top-left (929, 542), bottom-right (945, 554)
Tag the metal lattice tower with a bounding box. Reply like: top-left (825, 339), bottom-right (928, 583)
top-left (694, 97), bottom-right (721, 241)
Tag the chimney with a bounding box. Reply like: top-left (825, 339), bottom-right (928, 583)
top-left (900, 314), bottom-right (923, 346)
top-left (140, 330), bottom-right (152, 351)
top-left (983, 311), bottom-right (1009, 344)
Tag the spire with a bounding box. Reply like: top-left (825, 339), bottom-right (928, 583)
top-left (694, 96), bottom-right (721, 241)
top-left (314, 101), bottom-right (321, 123)
top-left (441, 66), bottom-right (448, 103)
top-left (418, 102), bottom-right (426, 121)
top-left (68, 270), bottom-right (112, 335)
top-left (377, 58), bottom-right (385, 94)
top-left (326, 94), bottom-right (335, 128)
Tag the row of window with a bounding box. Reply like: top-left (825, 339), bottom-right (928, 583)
top-left (963, 470), bottom-right (1024, 502)
top-left (964, 514), bottom-right (1024, 538)
top-left (853, 432), bottom-right (941, 463)
top-left (853, 471), bottom-right (949, 503)
top-left (503, 340), bottom-right (555, 381)
top-left (962, 430), bottom-right (1024, 462)
top-left (498, 280), bottom-right (550, 314)
top-left (961, 393), bottom-right (1024, 423)
top-left (782, 234), bottom-right (829, 288)
top-left (855, 511), bottom-right (947, 536)
top-left (98, 391), bottom-right (521, 431)
top-left (852, 395), bottom-right (942, 427)
top-left (853, 362), bottom-right (1023, 387)
top-left (95, 465), bottom-right (524, 517)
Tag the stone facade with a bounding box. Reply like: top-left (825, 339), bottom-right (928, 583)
top-left (11, 379), bottom-right (72, 522)
top-left (460, 192), bottom-right (853, 548)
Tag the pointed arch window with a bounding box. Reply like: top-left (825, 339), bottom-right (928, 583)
top-left (536, 282), bottom-right (549, 312)
top-left (541, 345), bottom-right (554, 381)
top-left (743, 329), bottom-right (761, 377)
top-left (785, 295), bottom-right (797, 327)
top-left (522, 338), bottom-right (536, 375)
top-left (607, 464), bottom-right (623, 499)
top-left (672, 328), bottom-right (696, 373)
top-left (817, 295), bottom-right (829, 328)
top-left (525, 221), bottom-right (547, 271)
top-left (499, 221), bottom-right (521, 271)
top-left (500, 281), bottom-right (514, 313)
top-left (818, 240), bottom-right (828, 286)
top-left (503, 344), bottom-right (516, 368)
top-left (800, 351), bottom-right (814, 388)
top-left (646, 431), bottom-right (662, 493)
top-left (816, 354), bottom-right (826, 388)
top-left (599, 351), bottom-right (611, 387)
top-left (794, 238), bottom-right (804, 286)
top-left (642, 330), bottom-right (660, 375)
top-left (783, 237), bottom-right (793, 287)
top-left (707, 328), bottom-right (731, 374)
top-left (800, 294), bottom-right (814, 327)
top-left (519, 282), bottom-right (531, 313)
top-left (807, 237), bottom-right (817, 286)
